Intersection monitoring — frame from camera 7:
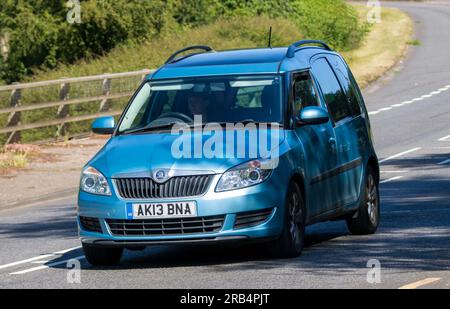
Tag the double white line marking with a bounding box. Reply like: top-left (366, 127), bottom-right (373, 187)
top-left (0, 246), bottom-right (83, 275)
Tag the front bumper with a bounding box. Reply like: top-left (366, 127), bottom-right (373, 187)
top-left (77, 174), bottom-right (287, 247)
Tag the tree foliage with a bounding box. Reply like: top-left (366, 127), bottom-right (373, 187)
top-left (0, 0), bottom-right (367, 83)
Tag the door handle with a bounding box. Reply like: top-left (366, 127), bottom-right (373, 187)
top-left (329, 138), bottom-right (337, 151)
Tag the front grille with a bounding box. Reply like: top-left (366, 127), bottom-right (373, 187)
top-left (106, 215), bottom-right (225, 236)
top-left (234, 208), bottom-right (274, 230)
top-left (79, 216), bottom-right (102, 233)
top-left (114, 175), bottom-right (213, 199)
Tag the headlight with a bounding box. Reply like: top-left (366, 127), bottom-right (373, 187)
top-left (80, 166), bottom-right (111, 196)
top-left (215, 159), bottom-right (272, 192)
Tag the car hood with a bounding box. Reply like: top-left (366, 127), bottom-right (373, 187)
top-left (88, 128), bottom-right (286, 177)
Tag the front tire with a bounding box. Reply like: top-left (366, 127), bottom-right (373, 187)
top-left (346, 166), bottom-right (380, 235)
top-left (82, 243), bottom-right (123, 266)
top-left (267, 182), bottom-right (305, 258)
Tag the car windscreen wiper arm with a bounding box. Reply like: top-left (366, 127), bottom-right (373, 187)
top-left (120, 123), bottom-right (181, 135)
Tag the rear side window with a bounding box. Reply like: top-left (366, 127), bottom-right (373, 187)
top-left (328, 55), bottom-right (361, 116)
top-left (311, 58), bottom-right (352, 123)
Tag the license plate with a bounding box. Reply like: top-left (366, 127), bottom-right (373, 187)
top-left (127, 202), bottom-right (197, 219)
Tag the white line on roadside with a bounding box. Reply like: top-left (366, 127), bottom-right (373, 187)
top-left (379, 147), bottom-right (421, 163)
top-left (10, 255), bottom-right (85, 275)
top-left (368, 84), bottom-right (450, 116)
top-left (380, 176), bottom-right (404, 184)
top-left (438, 135), bottom-right (450, 142)
top-left (437, 158), bottom-right (450, 165)
top-left (378, 107), bottom-right (392, 112)
top-left (0, 246), bottom-right (81, 272)
top-left (398, 277), bottom-right (441, 289)
top-left (54, 246), bottom-right (81, 255)
top-left (0, 255), bottom-right (55, 271)
top-left (380, 170), bottom-right (407, 173)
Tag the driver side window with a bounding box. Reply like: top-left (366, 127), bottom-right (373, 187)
top-left (293, 72), bottom-right (319, 116)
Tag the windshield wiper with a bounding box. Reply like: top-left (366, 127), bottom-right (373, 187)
top-left (120, 123), bottom-right (180, 135)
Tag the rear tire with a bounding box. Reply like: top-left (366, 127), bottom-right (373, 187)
top-left (82, 243), bottom-right (123, 266)
top-left (267, 182), bottom-right (305, 258)
top-left (346, 166), bottom-right (380, 235)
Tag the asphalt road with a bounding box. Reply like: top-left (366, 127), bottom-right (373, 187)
top-left (1, 1), bottom-right (449, 289)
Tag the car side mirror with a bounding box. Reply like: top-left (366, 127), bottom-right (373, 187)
top-left (296, 106), bottom-right (330, 126)
top-left (92, 116), bottom-right (115, 135)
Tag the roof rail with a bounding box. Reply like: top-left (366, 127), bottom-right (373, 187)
top-left (165, 45), bottom-right (215, 64)
top-left (286, 40), bottom-right (332, 58)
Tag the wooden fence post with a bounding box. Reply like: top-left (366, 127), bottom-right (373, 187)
top-left (56, 82), bottom-right (70, 138)
top-left (5, 86), bottom-right (21, 144)
top-left (99, 78), bottom-right (111, 112)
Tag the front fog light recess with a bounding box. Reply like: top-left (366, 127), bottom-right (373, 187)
top-left (216, 160), bottom-right (272, 192)
top-left (80, 166), bottom-right (111, 195)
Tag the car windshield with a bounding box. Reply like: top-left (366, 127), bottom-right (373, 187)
top-left (117, 75), bottom-right (283, 133)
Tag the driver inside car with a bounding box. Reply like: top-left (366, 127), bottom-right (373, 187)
top-left (187, 92), bottom-right (210, 122)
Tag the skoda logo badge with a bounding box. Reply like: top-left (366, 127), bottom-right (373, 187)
top-left (153, 169), bottom-right (169, 183)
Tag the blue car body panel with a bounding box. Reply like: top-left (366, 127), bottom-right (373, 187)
top-left (78, 45), bottom-right (378, 246)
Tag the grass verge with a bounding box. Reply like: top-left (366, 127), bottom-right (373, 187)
top-left (0, 144), bottom-right (40, 173)
top-left (343, 5), bottom-right (414, 88)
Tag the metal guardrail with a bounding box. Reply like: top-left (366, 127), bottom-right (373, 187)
top-left (0, 69), bottom-right (154, 144)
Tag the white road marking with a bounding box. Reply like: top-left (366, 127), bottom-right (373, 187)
top-left (368, 84), bottom-right (450, 116)
top-left (399, 277), bottom-right (441, 289)
top-left (437, 158), bottom-right (450, 165)
top-left (379, 147), bottom-right (421, 163)
top-left (54, 246), bottom-right (81, 255)
top-left (438, 135), bottom-right (450, 142)
top-left (378, 107), bottom-right (392, 111)
top-left (10, 255), bottom-right (85, 275)
top-left (0, 246), bottom-right (81, 271)
top-left (0, 254), bottom-right (55, 270)
top-left (380, 176), bottom-right (404, 184)
top-left (380, 170), bottom-right (407, 173)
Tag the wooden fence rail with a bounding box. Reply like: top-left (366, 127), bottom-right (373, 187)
top-left (0, 69), bottom-right (154, 145)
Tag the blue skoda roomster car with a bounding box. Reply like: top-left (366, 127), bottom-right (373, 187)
top-left (78, 40), bottom-right (380, 266)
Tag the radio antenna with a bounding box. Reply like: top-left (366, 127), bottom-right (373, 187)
top-left (268, 26), bottom-right (272, 48)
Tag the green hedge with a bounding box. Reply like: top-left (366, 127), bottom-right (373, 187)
top-left (0, 0), bottom-right (367, 84)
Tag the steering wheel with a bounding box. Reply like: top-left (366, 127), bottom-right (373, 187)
top-left (159, 112), bottom-right (193, 123)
